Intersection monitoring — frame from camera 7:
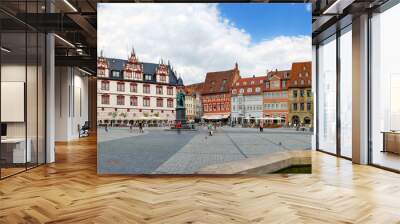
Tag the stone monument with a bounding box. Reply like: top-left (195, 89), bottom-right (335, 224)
top-left (175, 89), bottom-right (186, 125)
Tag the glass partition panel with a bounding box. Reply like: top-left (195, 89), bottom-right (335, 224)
top-left (1, 31), bottom-right (27, 177)
top-left (38, 32), bottom-right (45, 165)
top-left (27, 31), bottom-right (38, 169)
top-left (339, 27), bottom-right (352, 158)
top-left (317, 35), bottom-right (337, 154)
top-left (371, 3), bottom-right (400, 171)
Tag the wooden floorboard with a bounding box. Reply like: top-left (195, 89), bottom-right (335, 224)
top-left (1, 135), bottom-right (400, 223)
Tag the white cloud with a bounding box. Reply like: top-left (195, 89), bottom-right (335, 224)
top-left (98, 3), bottom-right (311, 85)
top-left (306, 3), bottom-right (312, 12)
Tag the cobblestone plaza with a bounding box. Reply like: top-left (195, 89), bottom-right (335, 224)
top-left (98, 127), bottom-right (311, 174)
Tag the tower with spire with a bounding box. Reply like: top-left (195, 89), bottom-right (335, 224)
top-left (97, 49), bottom-right (109, 77)
top-left (155, 57), bottom-right (169, 83)
top-left (124, 47), bottom-right (143, 80)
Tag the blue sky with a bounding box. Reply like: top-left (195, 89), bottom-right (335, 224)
top-left (218, 3), bottom-right (311, 43)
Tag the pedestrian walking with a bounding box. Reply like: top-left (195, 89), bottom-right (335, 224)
top-left (208, 123), bottom-right (213, 136)
top-left (176, 121), bottom-right (182, 134)
top-left (105, 123), bottom-right (108, 132)
top-left (259, 122), bottom-right (264, 132)
top-left (138, 122), bottom-right (143, 133)
top-left (129, 122), bottom-right (133, 133)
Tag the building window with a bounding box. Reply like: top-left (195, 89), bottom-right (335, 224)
top-left (239, 88), bottom-right (244, 94)
top-left (294, 80), bottom-right (298, 85)
top-left (307, 90), bottom-right (312, 97)
top-left (117, 95), bottom-right (125, 105)
top-left (156, 86), bottom-right (163, 94)
top-left (292, 103), bottom-right (298, 111)
top-left (145, 74), bottom-right (152, 81)
top-left (247, 88), bottom-right (252, 93)
top-left (130, 96), bottom-right (138, 106)
top-left (101, 95), bottom-right (110, 105)
top-left (232, 89), bottom-right (237, 94)
top-left (282, 80), bottom-right (286, 88)
top-left (167, 87), bottom-right (173, 95)
top-left (293, 90), bottom-right (298, 98)
top-left (98, 69), bottom-right (105, 77)
top-left (157, 98), bottom-right (163, 107)
top-left (255, 87), bottom-right (261, 93)
top-left (130, 83), bottom-right (137, 93)
top-left (167, 99), bottom-right (173, 108)
top-left (112, 70), bottom-right (119, 77)
top-left (307, 102), bottom-right (312, 111)
top-left (101, 81), bottom-right (109, 91)
top-left (272, 81), bottom-right (280, 88)
top-left (133, 72), bottom-right (141, 80)
top-left (300, 90), bottom-right (304, 97)
top-left (266, 82), bottom-right (270, 89)
top-left (117, 82), bottom-right (125, 92)
top-left (301, 80), bottom-right (304, 85)
top-left (143, 85), bottom-right (150, 94)
top-left (300, 103), bottom-right (305, 111)
top-left (159, 75), bottom-right (166, 82)
top-left (143, 97), bottom-right (150, 107)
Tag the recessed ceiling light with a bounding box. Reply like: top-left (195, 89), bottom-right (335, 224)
top-left (1, 47), bottom-right (11, 53)
top-left (78, 67), bottom-right (92, 76)
top-left (63, 0), bottom-right (78, 12)
top-left (54, 34), bottom-right (75, 48)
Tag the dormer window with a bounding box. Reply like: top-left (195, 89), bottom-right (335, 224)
top-left (159, 75), bottom-right (166, 82)
top-left (112, 71), bottom-right (120, 78)
top-left (145, 74), bottom-right (152, 81)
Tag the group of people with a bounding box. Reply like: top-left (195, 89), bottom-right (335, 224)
top-left (104, 122), bottom-right (144, 133)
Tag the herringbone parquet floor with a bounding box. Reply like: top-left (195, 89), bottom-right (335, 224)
top-left (1, 135), bottom-right (400, 224)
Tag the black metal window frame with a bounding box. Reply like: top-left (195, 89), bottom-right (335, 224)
top-left (0, 1), bottom-right (47, 180)
top-left (314, 23), bottom-right (352, 161)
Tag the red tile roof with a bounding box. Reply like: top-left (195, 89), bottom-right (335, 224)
top-left (266, 70), bottom-right (291, 80)
top-left (289, 62), bottom-right (312, 88)
top-left (202, 67), bottom-right (240, 95)
top-left (232, 75), bottom-right (266, 96)
top-left (184, 82), bottom-right (204, 96)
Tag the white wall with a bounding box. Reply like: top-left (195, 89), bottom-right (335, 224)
top-left (55, 67), bottom-right (89, 141)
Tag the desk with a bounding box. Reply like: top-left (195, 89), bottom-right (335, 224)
top-left (1, 138), bottom-right (31, 163)
top-left (382, 131), bottom-right (400, 154)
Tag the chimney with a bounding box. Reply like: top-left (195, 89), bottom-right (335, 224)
top-left (253, 75), bottom-right (255, 78)
top-left (235, 62), bottom-right (238, 70)
top-left (275, 68), bottom-right (278, 72)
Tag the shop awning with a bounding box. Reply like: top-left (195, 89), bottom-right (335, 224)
top-left (202, 114), bottom-right (230, 120)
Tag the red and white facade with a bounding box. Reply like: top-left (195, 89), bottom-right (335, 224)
top-left (97, 50), bottom-right (183, 125)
